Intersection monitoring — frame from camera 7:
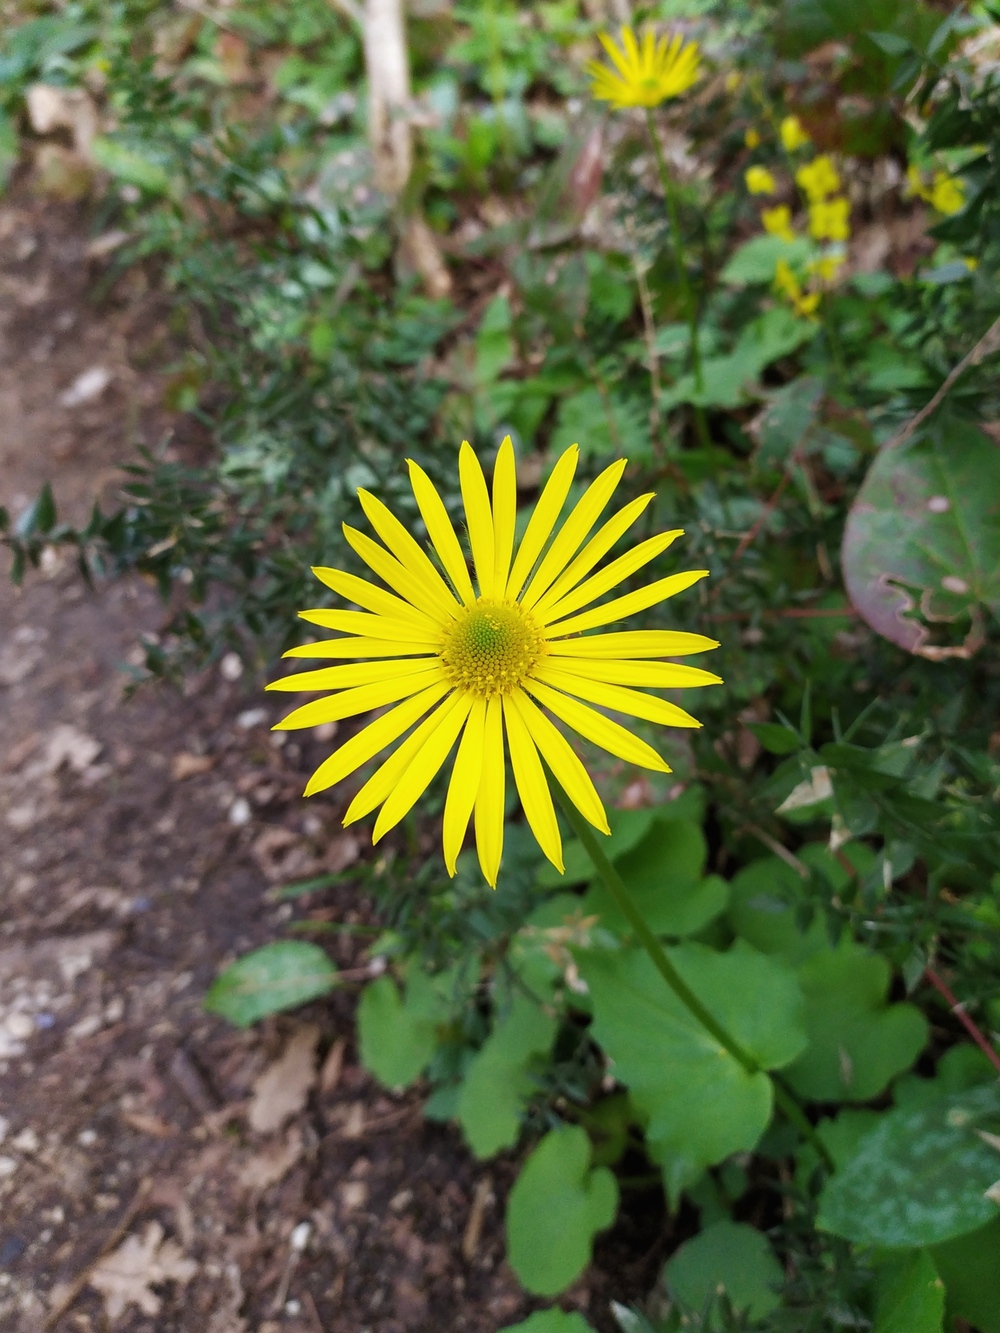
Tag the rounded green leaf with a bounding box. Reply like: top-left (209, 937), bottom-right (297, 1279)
top-left (357, 965), bottom-right (451, 1091)
top-left (818, 1084), bottom-right (1000, 1246)
top-left (873, 1250), bottom-right (945, 1333)
top-left (506, 1125), bottom-right (619, 1296)
top-left (664, 1220), bottom-right (783, 1327)
top-left (204, 941), bottom-right (337, 1028)
top-left (931, 1218), bottom-right (1000, 1333)
top-left (500, 1311), bottom-right (596, 1333)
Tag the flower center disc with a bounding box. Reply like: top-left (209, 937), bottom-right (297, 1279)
top-left (441, 599), bottom-right (544, 698)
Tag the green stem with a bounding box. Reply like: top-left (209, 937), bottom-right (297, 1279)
top-left (645, 109), bottom-right (710, 449)
top-left (549, 777), bottom-right (833, 1170)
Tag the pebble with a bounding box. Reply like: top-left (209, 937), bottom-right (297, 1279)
top-left (228, 797), bottom-right (252, 826)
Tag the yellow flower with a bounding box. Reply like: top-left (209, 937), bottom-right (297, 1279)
top-left (588, 26), bottom-right (701, 110)
top-left (780, 115), bottom-right (811, 151)
top-left (929, 171), bottom-right (964, 215)
top-left (269, 440), bottom-right (720, 887)
top-left (744, 127), bottom-right (761, 149)
top-left (906, 163), bottom-right (927, 200)
top-left (964, 256), bottom-right (979, 271)
top-left (808, 252), bottom-right (846, 283)
top-left (808, 196), bottom-right (850, 242)
top-left (796, 155), bottom-right (841, 203)
top-left (761, 204), bottom-right (796, 242)
top-left (745, 165), bottom-right (777, 195)
top-left (774, 258), bottom-right (819, 318)
top-left (725, 71), bottom-right (742, 93)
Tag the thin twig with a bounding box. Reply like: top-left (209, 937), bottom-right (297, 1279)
top-left (732, 468), bottom-right (793, 564)
top-left (925, 967), bottom-right (1000, 1076)
top-left (43, 1178), bottom-right (152, 1330)
top-left (884, 313), bottom-right (1000, 452)
top-left (630, 248), bottom-right (662, 440)
top-left (738, 823), bottom-right (810, 879)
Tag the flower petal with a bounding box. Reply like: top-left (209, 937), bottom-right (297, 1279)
top-left (266, 658), bottom-right (436, 692)
top-left (357, 488), bottom-right (462, 619)
top-left (474, 695), bottom-right (505, 887)
top-left (545, 569), bottom-right (709, 638)
top-left (524, 678), bottom-right (671, 772)
top-left (544, 659), bottom-right (722, 690)
top-left (274, 663), bottom-right (444, 731)
top-left (503, 693), bottom-right (563, 872)
top-left (343, 525), bottom-right (453, 626)
top-left (508, 688), bottom-right (609, 834)
top-left (298, 609), bottom-right (443, 642)
top-left (521, 458), bottom-right (627, 609)
top-left (303, 681), bottom-right (450, 796)
top-left (372, 693), bottom-right (473, 842)
top-left (343, 695), bottom-right (460, 825)
top-left (548, 630), bottom-right (720, 659)
top-left (443, 697), bottom-right (487, 875)
top-left (531, 493), bottom-right (654, 619)
top-left (538, 529), bottom-right (684, 626)
top-left (492, 435), bottom-right (517, 597)
top-left (283, 636), bottom-right (441, 660)
top-left (532, 664), bottom-right (702, 728)
top-left (505, 444), bottom-right (578, 601)
top-left (460, 441), bottom-right (495, 599)
top-left (408, 458), bottom-right (476, 606)
top-left (311, 566), bottom-right (433, 627)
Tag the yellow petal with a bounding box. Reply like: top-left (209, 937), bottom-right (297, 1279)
top-left (503, 693), bottom-right (563, 872)
top-left (474, 695), bottom-right (505, 887)
top-left (274, 663), bottom-right (444, 731)
top-left (344, 695), bottom-right (458, 824)
top-left (460, 441), bottom-right (495, 599)
top-left (546, 659), bottom-right (723, 690)
top-left (547, 630), bottom-right (720, 659)
top-left (443, 697), bottom-right (487, 875)
top-left (531, 493), bottom-right (654, 619)
top-left (545, 569), bottom-right (709, 638)
top-left (524, 679), bottom-right (672, 772)
top-left (357, 488), bottom-right (462, 619)
top-left (343, 525), bottom-right (453, 626)
top-left (311, 566), bottom-right (433, 627)
top-left (283, 636), bottom-right (441, 660)
top-left (407, 458), bottom-right (476, 606)
top-left (538, 529), bottom-right (684, 626)
top-left (532, 664), bottom-right (702, 728)
top-left (266, 658), bottom-right (436, 692)
top-left (521, 458), bottom-right (627, 609)
top-left (372, 693), bottom-right (473, 842)
top-left (492, 436), bottom-right (517, 597)
top-left (505, 445), bottom-right (578, 601)
top-left (508, 688), bottom-right (609, 834)
top-left (298, 609), bottom-right (443, 642)
top-left (303, 681), bottom-right (450, 796)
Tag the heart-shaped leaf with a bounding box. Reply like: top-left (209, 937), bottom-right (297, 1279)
top-left (357, 962), bottom-right (453, 1090)
top-left (664, 1220), bottom-right (784, 1329)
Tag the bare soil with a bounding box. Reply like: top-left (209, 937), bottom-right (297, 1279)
top-left (0, 195), bottom-right (662, 1333)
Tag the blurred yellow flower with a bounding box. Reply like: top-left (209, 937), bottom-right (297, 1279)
top-left (808, 196), bottom-right (850, 242)
top-left (929, 171), bottom-right (964, 216)
top-left (745, 165), bottom-right (777, 195)
top-left (964, 256), bottom-right (979, 271)
top-left (744, 127), bottom-right (761, 149)
top-left (588, 27), bottom-right (701, 110)
top-left (796, 155), bottom-right (841, 203)
top-left (774, 258), bottom-right (819, 318)
top-left (780, 115), bottom-right (811, 151)
top-left (762, 204), bottom-right (796, 242)
top-left (808, 253), bottom-right (846, 283)
top-left (725, 71), bottom-right (742, 93)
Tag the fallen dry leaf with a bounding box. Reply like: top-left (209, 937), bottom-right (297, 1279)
top-left (171, 751), bottom-right (215, 780)
top-left (248, 1025), bottom-right (320, 1135)
top-left (238, 1126), bottom-right (303, 1191)
top-left (320, 1036), bottom-right (346, 1095)
top-left (88, 1220), bottom-right (197, 1321)
top-left (122, 1111), bottom-right (178, 1138)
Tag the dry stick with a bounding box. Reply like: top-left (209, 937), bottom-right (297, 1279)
top-left (42, 1178), bottom-right (152, 1330)
top-left (884, 312), bottom-right (1000, 452)
top-left (925, 967), bottom-right (1000, 1076)
top-left (731, 467), bottom-right (793, 564)
top-left (549, 776), bottom-right (833, 1170)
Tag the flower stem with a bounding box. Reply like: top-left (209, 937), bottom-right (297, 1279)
top-left (549, 777), bottom-right (833, 1170)
top-left (645, 109), bottom-right (711, 449)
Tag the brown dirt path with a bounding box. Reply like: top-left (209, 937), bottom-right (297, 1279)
top-left (0, 195), bottom-right (573, 1333)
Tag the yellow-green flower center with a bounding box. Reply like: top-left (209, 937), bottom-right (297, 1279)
top-left (440, 599), bottom-right (545, 698)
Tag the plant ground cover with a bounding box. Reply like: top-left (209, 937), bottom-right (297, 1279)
top-left (3, 0), bottom-right (1000, 1329)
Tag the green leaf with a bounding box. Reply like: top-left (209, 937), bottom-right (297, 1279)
top-left (475, 294), bottom-right (515, 385)
top-left (357, 963), bottom-right (453, 1090)
top-left (726, 855), bottom-right (819, 960)
top-left (549, 386), bottom-right (650, 461)
top-left (500, 1310), bottom-right (597, 1333)
top-left (842, 422), bottom-right (1000, 657)
top-left (817, 1083), bottom-right (1000, 1246)
top-left (873, 1250), bottom-right (945, 1333)
top-left (578, 941), bottom-right (807, 1200)
top-left (746, 722), bottom-right (802, 755)
top-left (931, 1218), bottom-right (1000, 1333)
top-left (457, 992), bottom-right (557, 1158)
top-left (783, 939), bottom-right (928, 1102)
top-left (14, 482), bottom-right (56, 537)
top-left (90, 136), bottom-right (171, 194)
top-left (204, 941), bottom-right (337, 1028)
top-left (506, 1125), bottom-right (618, 1296)
top-left (663, 1220), bottom-right (783, 1328)
top-left (720, 235), bottom-right (814, 286)
top-left (0, 107), bottom-right (17, 192)
top-left (540, 807), bottom-right (657, 888)
top-left (752, 376), bottom-right (825, 470)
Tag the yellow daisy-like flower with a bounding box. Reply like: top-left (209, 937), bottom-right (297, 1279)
top-left (268, 440), bottom-right (720, 887)
top-left (780, 115), bottom-right (811, 152)
top-left (761, 204), bottom-right (796, 243)
top-left (588, 27), bottom-right (701, 110)
top-left (745, 166), bottom-right (777, 196)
